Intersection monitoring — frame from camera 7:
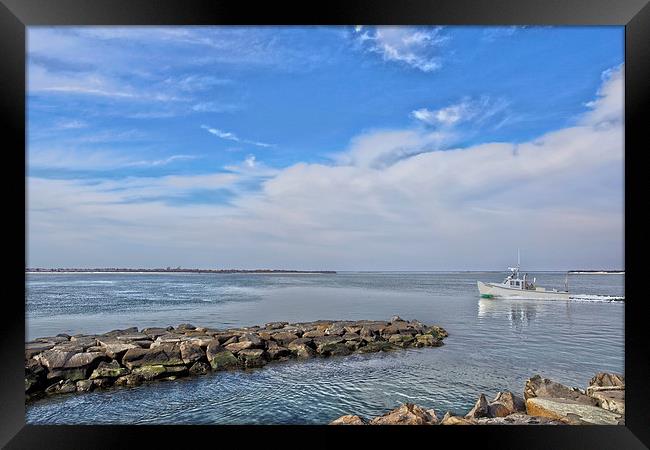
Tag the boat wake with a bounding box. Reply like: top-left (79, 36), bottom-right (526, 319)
top-left (568, 294), bottom-right (624, 302)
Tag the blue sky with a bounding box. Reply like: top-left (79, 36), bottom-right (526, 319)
top-left (27, 26), bottom-right (624, 270)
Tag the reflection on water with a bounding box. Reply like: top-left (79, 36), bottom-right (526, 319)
top-left (478, 298), bottom-right (541, 329)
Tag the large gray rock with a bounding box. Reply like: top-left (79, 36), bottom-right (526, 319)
top-left (287, 338), bottom-right (315, 358)
top-left (525, 397), bottom-right (623, 425)
top-left (524, 375), bottom-right (597, 405)
top-left (313, 335), bottom-right (345, 354)
top-left (225, 340), bottom-right (256, 353)
top-left (96, 338), bottom-right (139, 359)
top-left (588, 389), bottom-right (625, 415)
top-left (121, 344), bottom-right (184, 369)
top-left (25, 342), bottom-right (55, 359)
top-left (25, 359), bottom-right (47, 394)
top-left (90, 360), bottom-right (129, 379)
top-left (330, 415), bottom-right (368, 425)
top-left (239, 333), bottom-right (263, 348)
top-left (271, 332), bottom-right (299, 346)
top-left (238, 349), bottom-right (268, 368)
top-left (206, 341), bottom-right (240, 370)
top-left (179, 341), bottom-right (205, 364)
top-left (475, 413), bottom-right (566, 425)
top-left (369, 403), bottom-right (438, 425)
top-left (589, 372), bottom-right (624, 388)
top-left (489, 391), bottom-right (526, 417)
top-left (465, 394), bottom-right (490, 419)
top-left (36, 350), bottom-right (106, 381)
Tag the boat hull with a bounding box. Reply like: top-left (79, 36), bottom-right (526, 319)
top-left (477, 281), bottom-right (571, 300)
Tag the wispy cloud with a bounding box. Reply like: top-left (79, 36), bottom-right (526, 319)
top-left (353, 26), bottom-right (448, 72)
top-left (411, 96), bottom-right (510, 127)
top-left (201, 125), bottom-right (274, 148)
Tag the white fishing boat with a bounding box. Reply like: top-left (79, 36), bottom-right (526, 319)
top-left (477, 251), bottom-right (571, 300)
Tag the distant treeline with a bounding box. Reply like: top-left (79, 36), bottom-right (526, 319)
top-left (26, 268), bottom-right (337, 274)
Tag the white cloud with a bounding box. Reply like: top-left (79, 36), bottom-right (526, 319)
top-left (27, 65), bottom-right (624, 270)
top-left (353, 26), bottom-right (448, 72)
top-left (411, 96), bottom-right (509, 127)
top-left (201, 125), bottom-right (274, 148)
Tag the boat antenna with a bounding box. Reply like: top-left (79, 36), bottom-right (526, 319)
top-left (565, 272), bottom-right (569, 292)
top-left (517, 248), bottom-right (520, 269)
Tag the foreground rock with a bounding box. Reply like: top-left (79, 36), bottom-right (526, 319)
top-left (330, 371), bottom-right (624, 426)
top-left (25, 317), bottom-right (447, 401)
top-left (369, 404), bottom-right (438, 425)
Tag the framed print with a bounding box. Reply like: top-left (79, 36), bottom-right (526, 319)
top-left (1, 0), bottom-right (648, 448)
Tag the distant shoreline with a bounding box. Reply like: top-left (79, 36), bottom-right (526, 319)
top-left (25, 268), bottom-right (337, 274)
top-left (567, 270), bottom-right (625, 275)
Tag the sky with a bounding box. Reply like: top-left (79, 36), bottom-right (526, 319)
top-left (26, 26), bottom-right (624, 271)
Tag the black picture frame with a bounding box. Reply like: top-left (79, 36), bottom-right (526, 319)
top-left (1, 0), bottom-right (648, 448)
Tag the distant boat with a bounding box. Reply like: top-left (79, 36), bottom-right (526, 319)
top-left (477, 250), bottom-right (571, 300)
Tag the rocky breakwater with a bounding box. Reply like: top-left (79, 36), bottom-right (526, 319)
top-left (25, 316), bottom-right (448, 401)
top-left (330, 371), bottom-right (625, 425)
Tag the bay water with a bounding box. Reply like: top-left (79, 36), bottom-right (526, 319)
top-left (25, 271), bottom-right (624, 424)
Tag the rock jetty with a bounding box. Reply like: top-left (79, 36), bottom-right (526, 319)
top-left (330, 371), bottom-right (625, 425)
top-left (25, 316), bottom-right (448, 401)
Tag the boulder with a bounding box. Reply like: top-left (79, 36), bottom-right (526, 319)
top-left (424, 326), bottom-right (448, 339)
top-left (189, 361), bottom-right (210, 376)
top-left (92, 378), bottom-right (113, 389)
top-left (90, 360), bottom-right (129, 379)
top-left (287, 338), bottom-right (315, 358)
top-left (177, 323), bottom-right (196, 331)
top-left (264, 321), bottom-right (288, 330)
top-left (419, 334), bottom-right (443, 347)
top-left (115, 373), bottom-right (144, 387)
top-left (313, 335), bottom-right (345, 354)
top-left (121, 344), bottom-right (184, 369)
top-left (524, 375), bottom-right (597, 406)
top-left (239, 333), bottom-right (263, 348)
top-left (369, 403), bottom-right (438, 425)
top-left (225, 340), bottom-right (255, 353)
top-left (343, 326), bottom-right (362, 334)
top-left (97, 339), bottom-right (139, 359)
top-left (238, 349), bottom-right (268, 368)
top-left (390, 315), bottom-right (405, 323)
top-left (475, 413), bottom-right (566, 425)
top-left (116, 333), bottom-right (151, 342)
top-left (589, 372), bottom-right (624, 388)
top-left (525, 397), bottom-right (623, 425)
top-left (330, 415), bottom-right (368, 425)
top-left (36, 350), bottom-right (106, 381)
top-left (180, 341), bottom-right (205, 365)
top-left (206, 341), bottom-right (240, 370)
top-left (266, 342), bottom-right (291, 360)
top-left (25, 360), bottom-right (47, 393)
top-left (258, 331), bottom-right (272, 341)
top-left (271, 332), bottom-right (299, 346)
top-left (303, 330), bottom-right (326, 338)
top-left (342, 333), bottom-right (361, 341)
top-left (441, 412), bottom-right (477, 425)
top-left (132, 365), bottom-right (167, 381)
top-left (465, 394), bottom-right (490, 419)
top-left (141, 327), bottom-right (169, 339)
top-left (387, 334), bottom-right (414, 347)
top-left (588, 389), bottom-right (625, 415)
top-left (357, 341), bottom-right (397, 353)
top-left (45, 379), bottom-right (77, 395)
top-left (76, 379), bottom-right (95, 393)
top-left (222, 336), bottom-right (239, 346)
top-left (489, 391), bottom-right (526, 416)
top-left (25, 342), bottom-right (56, 359)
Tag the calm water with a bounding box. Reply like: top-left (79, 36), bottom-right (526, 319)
top-left (25, 272), bottom-right (624, 424)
